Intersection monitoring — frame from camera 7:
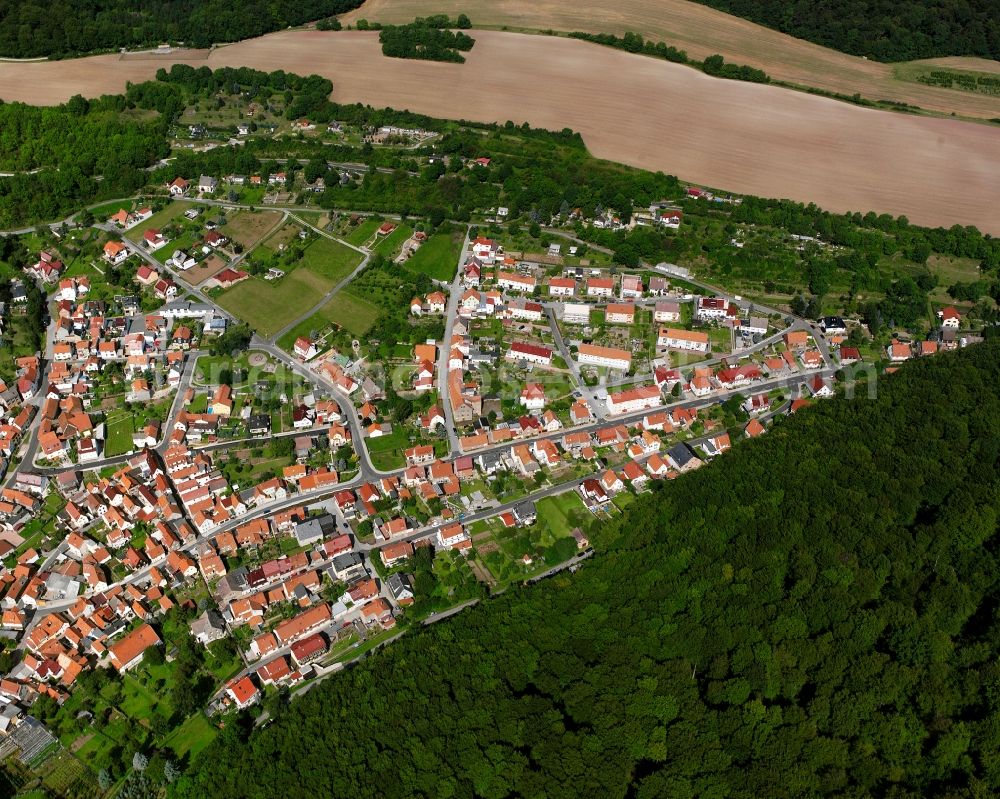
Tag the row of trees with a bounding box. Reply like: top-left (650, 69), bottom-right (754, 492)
top-left (379, 19), bottom-right (476, 63)
top-left (173, 341), bottom-right (1000, 797)
top-left (688, 0), bottom-right (1000, 61)
top-left (0, 0), bottom-right (365, 58)
top-left (569, 31), bottom-right (770, 83)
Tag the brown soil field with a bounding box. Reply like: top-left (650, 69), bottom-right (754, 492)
top-left (1, 30), bottom-right (998, 232)
top-left (184, 254), bottom-right (228, 286)
top-left (220, 210), bottom-right (284, 249)
top-left (342, 0), bottom-right (1000, 119)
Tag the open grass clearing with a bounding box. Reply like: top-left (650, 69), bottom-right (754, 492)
top-left (372, 223), bottom-right (413, 257)
top-left (153, 230), bottom-right (196, 264)
top-left (271, 285), bottom-right (386, 346)
top-left (87, 199), bottom-right (135, 220)
top-left (103, 412), bottom-right (135, 457)
top-left (321, 291), bottom-right (381, 337)
top-left (260, 221), bottom-right (305, 252)
top-left (404, 228), bottom-right (464, 281)
top-left (131, 199), bottom-right (194, 235)
top-left (366, 428), bottom-right (417, 470)
top-left (926, 254), bottom-right (983, 285)
top-left (217, 238), bottom-right (363, 336)
top-left (276, 314), bottom-right (334, 353)
top-left (534, 491), bottom-right (587, 543)
top-left (345, 217), bottom-right (381, 246)
top-left (299, 236), bottom-right (362, 282)
top-left (216, 273), bottom-right (321, 336)
top-left (161, 713), bottom-right (219, 761)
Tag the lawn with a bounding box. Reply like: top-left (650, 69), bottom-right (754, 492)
top-left (272, 286), bottom-right (382, 348)
top-left (366, 428), bottom-right (417, 470)
top-left (708, 327), bottom-right (732, 354)
top-left (372, 224), bottom-right (413, 257)
top-left (121, 672), bottom-right (172, 720)
top-left (217, 238), bottom-right (364, 337)
top-left (404, 229), bottom-right (464, 281)
top-left (321, 292), bottom-right (381, 337)
top-left (87, 198), bottom-right (137, 220)
top-left (299, 236), bottom-right (362, 283)
top-left (535, 491), bottom-right (586, 543)
top-left (612, 492), bottom-right (637, 511)
top-left (103, 412), bottom-right (135, 457)
top-left (276, 313), bottom-right (335, 353)
top-left (345, 217), bottom-right (381, 246)
top-left (259, 221), bottom-right (305, 253)
top-left (132, 200), bottom-right (194, 235)
top-left (153, 230), bottom-right (197, 264)
top-left (161, 713), bottom-right (219, 761)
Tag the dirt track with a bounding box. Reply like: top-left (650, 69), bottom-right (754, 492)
top-left (2, 30), bottom-right (999, 232)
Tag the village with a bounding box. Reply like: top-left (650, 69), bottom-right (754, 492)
top-left (0, 170), bottom-right (977, 778)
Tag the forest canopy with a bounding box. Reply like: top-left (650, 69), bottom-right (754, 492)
top-left (0, 0), bottom-right (364, 58)
top-left (687, 0), bottom-right (1000, 61)
top-left (173, 340), bottom-right (1000, 798)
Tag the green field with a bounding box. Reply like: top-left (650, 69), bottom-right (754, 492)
top-left (372, 224), bottom-right (413, 257)
top-left (87, 198), bottom-right (137, 220)
top-left (275, 289), bottom-right (382, 352)
top-left (345, 217), bottom-right (380, 246)
top-left (708, 327), bottom-right (733, 353)
top-left (299, 236), bottom-right (362, 283)
top-left (217, 237), bottom-right (363, 337)
top-left (276, 314), bottom-right (335, 353)
top-left (132, 200), bottom-right (194, 235)
top-left (404, 229), bottom-right (464, 281)
top-left (103, 412), bottom-right (135, 457)
top-left (322, 292), bottom-right (381, 336)
top-left (535, 492), bottom-right (587, 543)
top-left (154, 230), bottom-right (196, 264)
top-left (161, 713), bottom-right (219, 760)
top-left (366, 428), bottom-right (415, 470)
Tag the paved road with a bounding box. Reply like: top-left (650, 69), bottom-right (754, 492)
top-left (436, 227), bottom-right (471, 454)
top-left (541, 304), bottom-right (610, 420)
top-left (652, 263), bottom-right (789, 320)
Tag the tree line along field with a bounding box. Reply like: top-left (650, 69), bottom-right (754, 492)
top-left (0, 0), bottom-right (366, 57)
top-left (339, 0), bottom-right (1000, 120)
top-left (1, 31), bottom-right (998, 233)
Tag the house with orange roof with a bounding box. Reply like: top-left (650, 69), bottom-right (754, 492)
top-left (888, 340), bottom-right (912, 362)
top-left (784, 330), bottom-right (809, 349)
top-left (103, 240), bottom-right (129, 265)
top-left (745, 419), bottom-right (766, 438)
top-left (108, 623), bottom-right (161, 672)
top-left (227, 675), bottom-right (260, 709)
top-left (436, 523), bottom-right (471, 552)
